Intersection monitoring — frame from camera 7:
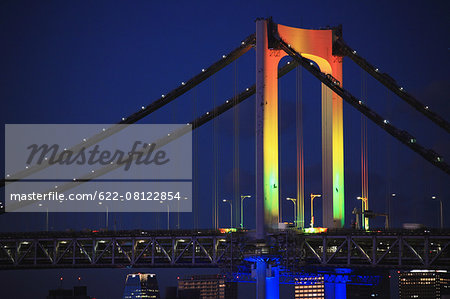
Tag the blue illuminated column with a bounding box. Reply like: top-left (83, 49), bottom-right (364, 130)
top-left (335, 283), bottom-right (346, 298)
top-left (255, 260), bottom-right (280, 299)
top-left (324, 282), bottom-right (346, 298)
top-left (266, 266), bottom-right (280, 299)
top-left (256, 260), bottom-right (266, 299)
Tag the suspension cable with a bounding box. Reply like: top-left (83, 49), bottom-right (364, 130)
top-left (5, 61), bottom-right (300, 213)
top-left (335, 38), bottom-right (450, 134)
top-left (233, 61), bottom-right (240, 228)
top-left (296, 66), bottom-right (305, 229)
top-left (361, 69), bottom-right (369, 230)
top-left (276, 37), bottom-right (450, 175)
top-left (213, 74), bottom-right (219, 229)
top-left (2, 34), bottom-right (256, 186)
top-left (193, 87), bottom-right (198, 229)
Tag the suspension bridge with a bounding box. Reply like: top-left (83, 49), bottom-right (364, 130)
top-left (1, 18), bottom-right (449, 298)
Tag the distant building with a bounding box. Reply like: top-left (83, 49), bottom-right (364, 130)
top-left (347, 273), bottom-right (390, 298)
top-left (294, 276), bottom-right (325, 299)
top-left (164, 286), bottom-right (178, 299)
top-left (295, 274), bottom-right (389, 298)
top-left (123, 273), bottom-right (160, 299)
top-left (47, 286), bottom-right (91, 299)
top-left (177, 274), bottom-right (237, 299)
top-left (399, 270), bottom-right (450, 299)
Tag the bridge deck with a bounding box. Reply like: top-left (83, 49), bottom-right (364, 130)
top-left (0, 229), bottom-right (448, 270)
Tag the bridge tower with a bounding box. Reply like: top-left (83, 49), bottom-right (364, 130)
top-left (256, 18), bottom-right (344, 236)
top-left (255, 18), bottom-right (345, 299)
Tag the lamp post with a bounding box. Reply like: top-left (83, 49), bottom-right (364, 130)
top-left (352, 207), bottom-right (360, 229)
top-left (38, 203), bottom-right (49, 232)
top-left (286, 198), bottom-right (297, 226)
top-left (310, 194), bottom-right (321, 228)
top-left (223, 199), bottom-right (233, 228)
top-left (357, 196), bottom-right (368, 230)
top-left (178, 197), bottom-right (188, 229)
top-left (432, 196), bottom-right (443, 229)
top-left (389, 193), bottom-right (396, 228)
top-left (160, 201), bottom-right (170, 230)
top-left (240, 195), bottom-right (251, 229)
top-left (98, 202), bottom-right (108, 230)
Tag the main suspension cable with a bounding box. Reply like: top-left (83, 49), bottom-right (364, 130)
top-left (2, 34), bottom-right (256, 186)
top-left (276, 37), bottom-right (450, 175)
top-left (5, 61), bottom-right (300, 213)
top-left (335, 38), bottom-right (450, 134)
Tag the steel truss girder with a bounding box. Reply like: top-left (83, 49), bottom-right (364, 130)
top-left (289, 233), bottom-right (450, 270)
top-left (0, 231), bottom-right (448, 270)
top-left (0, 234), bottom-right (240, 269)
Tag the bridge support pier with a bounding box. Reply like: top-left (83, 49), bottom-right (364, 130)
top-left (255, 260), bottom-right (280, 299)
top-left (324, 282), bottom-right (347, 299)
top-left (256, 260), bottom-right (266, 299)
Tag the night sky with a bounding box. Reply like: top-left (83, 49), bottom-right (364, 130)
top-left (0, 1), bottom-right (449, 298)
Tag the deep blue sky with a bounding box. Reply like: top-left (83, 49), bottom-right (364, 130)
top-left (0, 1), bottom-right (449, 298)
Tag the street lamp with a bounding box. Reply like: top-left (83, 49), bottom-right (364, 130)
top-left (388, 193), bottom-right (396, 228)
top-left (310, 194), bottom-right (321, 228)
top-left (286, 198), bottom-right (297, 226)
top-left (357, 196), bottom-right (369, 230)
top-left (38, 203), bottom-right (49, 232)
top-left (160, 201), bottom-right (170, 230)
top-left (432, 196), bottom-right (443, 229)
top-left (178, 197), bottom-right (188, 229)
top-left (223, 199), bottom-right (233, 228)
top-left (240, 195), bottom-right (251, 229)
top-left (98, 202), bottom-right (109, 230)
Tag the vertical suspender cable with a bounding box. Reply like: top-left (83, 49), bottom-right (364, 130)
top-left (233, 61), bottom-right (240, 228)
top-left (172, 93), bottom-right (180, 230)
top-left (193, 87), bottom-right (198, 229)
top-left (386, 88), bottom-right (392, 228)
top-left (361, 70), bottom-right (369, 230)
top-left (213, 75), bottom-right (219, 230)
top-left (296, 66), bottom-right (305, 229)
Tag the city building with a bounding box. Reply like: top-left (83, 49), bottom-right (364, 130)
top-left (123, 273), bottom-right (160, 299)
top-left (47, 286), bottom-right (91, 299)
top-left (177, 274), bottom-right (237, 299)
top-left (294, 274), bottom-right (389, 298)
top-left (164, 286), bottom-right (178, 299)
top-left (347, 273), bottom-right (390, 298)
top-left (294, 276), bottom-right (325, 299)
top-left (399, 270), bottom-right (450, 299)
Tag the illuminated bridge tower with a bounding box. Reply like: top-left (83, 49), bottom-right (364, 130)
top-left (256, 19), bottom-right (344, 236)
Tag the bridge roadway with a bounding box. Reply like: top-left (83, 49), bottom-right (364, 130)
top-left (0, 229), bottom-right (448, 271)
